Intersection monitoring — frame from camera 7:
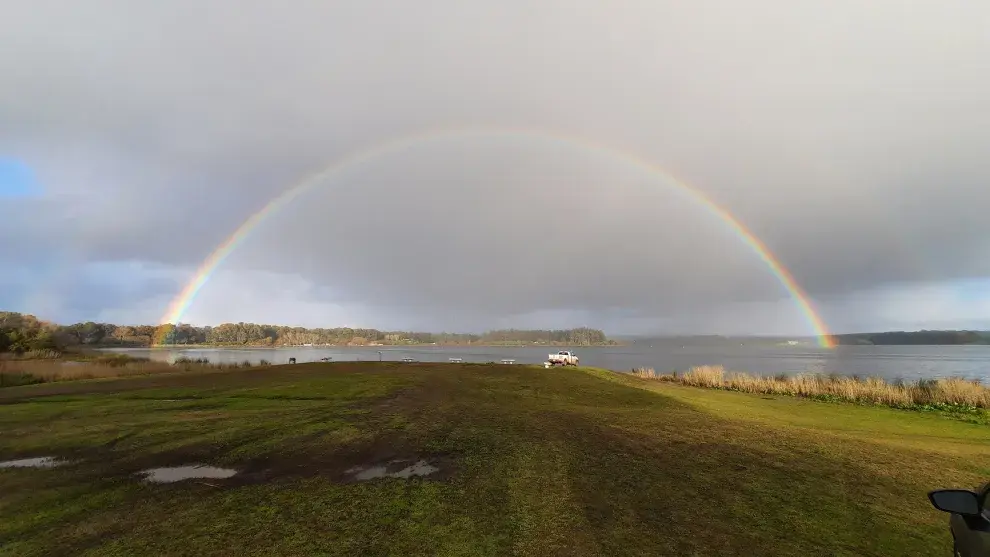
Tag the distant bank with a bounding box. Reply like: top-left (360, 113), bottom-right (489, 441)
top-left (832, 330), bottom-right (990, 345)
top-left (0, 311), bottom-right (616, 353)
top-left (5, 311), bottom-right (990, 356)
top-left (132, 341), bottom-right (622, 349)
top-left (625, 330), bottom-right (990, 346)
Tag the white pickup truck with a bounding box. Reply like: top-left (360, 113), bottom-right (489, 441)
top-left (545, 351), bottom-right (579, 367)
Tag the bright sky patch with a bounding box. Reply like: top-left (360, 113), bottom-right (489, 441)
top-left (0, 158), bottom-right (41, 197)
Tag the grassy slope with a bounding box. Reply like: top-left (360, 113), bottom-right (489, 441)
top-left (1, 363), bottom-right (988, 557)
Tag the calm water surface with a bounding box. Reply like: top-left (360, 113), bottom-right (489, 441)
top-left (103, 344), bottom-right (990, 382)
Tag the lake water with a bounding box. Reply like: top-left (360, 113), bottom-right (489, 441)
top-left (103, 344), bottom-right (990, 383)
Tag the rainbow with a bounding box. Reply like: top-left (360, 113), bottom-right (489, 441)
top-left (156, 127), bottom-right (835, 348)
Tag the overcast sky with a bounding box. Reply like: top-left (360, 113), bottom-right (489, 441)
top-left (2, 1), bottom-right (989, 336)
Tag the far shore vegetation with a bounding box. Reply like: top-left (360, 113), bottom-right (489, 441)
top-left (0, 311), bottom-right (617, 352)
top-left (833, 329), bottom-right (990, 345)
top-left (629, 330), bottom-right (990, 346)
top-left (7, 310), bottom-right (990, 355)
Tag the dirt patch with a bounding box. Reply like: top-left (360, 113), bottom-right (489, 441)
top-left (106, 429), bottom-right (459, 487)
top-left (138, 465), bottom-right (238, 483)
top-left (344, 458), bottom-right (443, 482)
top-left (0, 456), bottom-right (68, 469)
top-left (200, 454), bottom-right (457, 487)
top-left (225, 439), bottom-right (458, 486)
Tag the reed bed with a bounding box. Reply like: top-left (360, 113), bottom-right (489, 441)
top-left (0, 354), bottom-right (267, 387)
top-left (632, 365), bottom-right (990, 409)
top-left (0, 349), bottom-right (63, 360)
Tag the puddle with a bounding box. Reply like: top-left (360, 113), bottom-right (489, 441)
top-left (346, 459), bottom-right (441, 481)
top-left (391, 460), bottom-right (441, 478)
top-left (0, 457), bottom-right (66, 469)
top-left (138, 465), bottom-right (238, 483)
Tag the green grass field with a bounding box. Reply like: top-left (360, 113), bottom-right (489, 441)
top-left (1, 363), bottom-right (988, 556)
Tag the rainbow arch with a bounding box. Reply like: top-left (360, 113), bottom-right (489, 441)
top-left (155, 127), bottom-right (835, 348)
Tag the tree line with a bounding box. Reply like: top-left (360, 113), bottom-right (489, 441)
top-left (833, 330), bottom-right (990, 345)
top-left (0, 311), bottom-right (614, 353)
top-left (0, 313), bottom-right (59, 353)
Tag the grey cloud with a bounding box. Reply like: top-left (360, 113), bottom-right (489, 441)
top-left (0, 260), bottom-right (182, 323)
top-left (2, 1), bottom-right (989, 331)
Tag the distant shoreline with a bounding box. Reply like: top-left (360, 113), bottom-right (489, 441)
top-left (103, 342), bottom-right (624, 350)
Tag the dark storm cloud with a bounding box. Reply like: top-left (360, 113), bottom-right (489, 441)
top-left (2, 0), bottom-right (989, 330)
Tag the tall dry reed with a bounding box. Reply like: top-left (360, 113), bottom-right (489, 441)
top-left (632, 365), bottom-right (990, 409)
top-left (0, 355), bottom-right (261, 386)
top-left (0, 349), bottom-right (63, 360)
